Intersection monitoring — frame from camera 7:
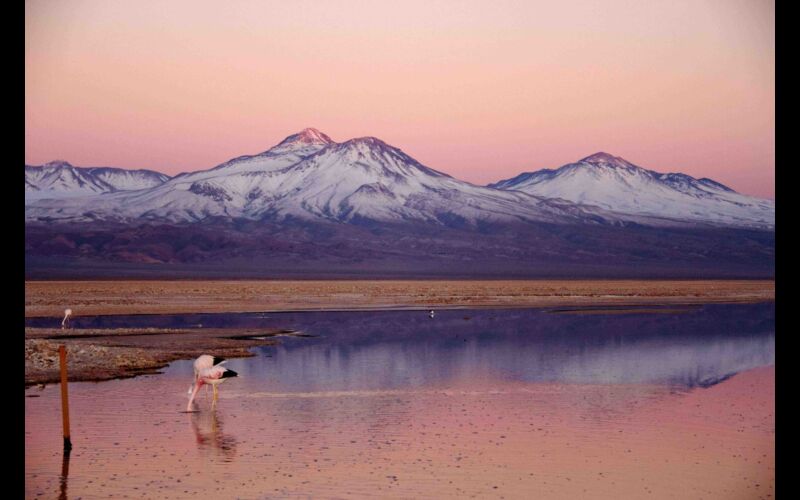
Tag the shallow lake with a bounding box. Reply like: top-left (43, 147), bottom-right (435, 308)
top-left (26, 303), bottom-right (775, 498)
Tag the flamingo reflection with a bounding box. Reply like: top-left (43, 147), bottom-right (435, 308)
top-left (190, 407), bottom-right (238, 461)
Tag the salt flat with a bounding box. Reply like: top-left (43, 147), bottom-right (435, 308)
top-left (25, 279), bottom-right (775, 318)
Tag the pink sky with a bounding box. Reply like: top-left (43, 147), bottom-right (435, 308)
top-left (25, 0), bottom-right (774, 198)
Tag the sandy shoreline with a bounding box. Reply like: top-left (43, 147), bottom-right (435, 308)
top-left (25, 279), bottom-right (775, 318)
top-left (24, 327), bottom-right (291, 387)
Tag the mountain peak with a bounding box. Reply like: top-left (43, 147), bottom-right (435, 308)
top-left (342, 137), bottom-right (389, 148)
top-left (43, 160), bottom-right (74, 169)
top-left (277, 128), bottom-right (334, 147)
top-left (580, 152), bottom-right (625, 165)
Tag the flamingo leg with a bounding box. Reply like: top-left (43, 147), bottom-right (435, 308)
top-left (187, 381), bottom-right (202, 412)
top-left (213, 385), bottom-right (218, 401)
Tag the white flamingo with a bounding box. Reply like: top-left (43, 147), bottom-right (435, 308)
top-left (188, 355), bottom-right (226, 397)
top-left (187, 355), bottom-right (238, 412)
top-left (61, 309), bottom-right (72, 329)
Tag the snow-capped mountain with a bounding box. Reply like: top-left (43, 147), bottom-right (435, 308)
top-left (25, 161), bottom-right (170, 200)
top-left (24, 133), bottom-right (774, 278)
top-left (489, 152), bottom-right (774, 229)
top-left (26, 129), bottom-right (617, 226)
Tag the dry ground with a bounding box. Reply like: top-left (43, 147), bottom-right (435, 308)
top-left (25, 279), bottom-right (775, 317)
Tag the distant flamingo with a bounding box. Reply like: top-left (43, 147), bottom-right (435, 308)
top-left (187, 356), bottom-right (238, 412)
top-left (429, 310), bottom-right (435, 318)
top-left (61, 309), bottom-right (72, 329)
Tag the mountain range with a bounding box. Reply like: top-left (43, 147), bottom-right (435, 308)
top-left (24, 128), bottom-right (774, 278)
top-left (490, 152), bottom-right (773, 229)
top-left (25, 161), bottom-right (170, 200)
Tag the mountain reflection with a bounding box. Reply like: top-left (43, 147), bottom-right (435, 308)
top-left (247, 303), bottom-right (774, 390)
top-left (38, 302), bottom-right (774, 390)
top-left (256, 324), bottom-right (773, 391)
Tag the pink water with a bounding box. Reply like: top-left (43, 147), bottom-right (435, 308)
top-left (26, 306), bottom-right (774, 498)
top-left (26, 365), bottom-right (773, 499)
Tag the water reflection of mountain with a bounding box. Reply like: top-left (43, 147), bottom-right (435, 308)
top-left (244, 303), bottom-right (774, 391)
top-left (41, 302), bottom-right (774, 390)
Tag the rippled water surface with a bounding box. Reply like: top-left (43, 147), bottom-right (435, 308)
top-left (26, 303), bottom-right (775, 498)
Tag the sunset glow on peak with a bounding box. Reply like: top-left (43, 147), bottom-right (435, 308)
top-left (278, 128), bottom-right (335, 146)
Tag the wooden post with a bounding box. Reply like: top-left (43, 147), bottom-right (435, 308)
top-left (59, 346), bottom-right (72, 451)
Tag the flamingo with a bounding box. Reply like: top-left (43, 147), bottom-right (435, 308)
top-left (189, 355), bottom-right (226, 393)
top-left (61, 309), bottom-right (72, 329)
top-left (186, 356), bottom-right (238, 412)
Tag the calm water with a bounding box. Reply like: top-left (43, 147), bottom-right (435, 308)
top-left (25, 303), bottom-right (775, 498)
